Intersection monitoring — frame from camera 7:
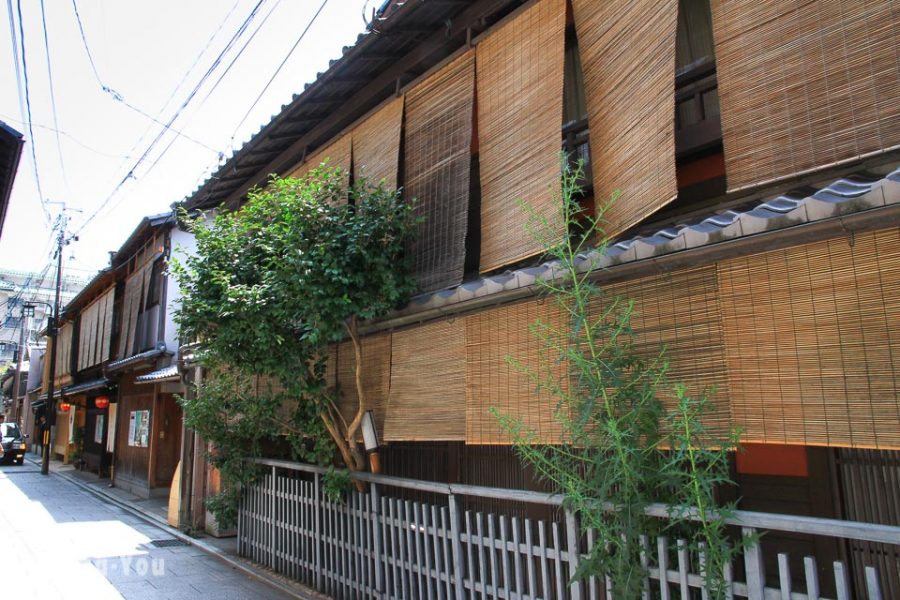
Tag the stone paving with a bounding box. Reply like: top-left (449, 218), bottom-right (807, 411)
top-left (0, 460), bottom-right (296, 599)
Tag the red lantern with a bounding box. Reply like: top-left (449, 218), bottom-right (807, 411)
top-left (94, 395), bottom-right (110, 409)
top-left (59, 402), bottom-right (71, 412)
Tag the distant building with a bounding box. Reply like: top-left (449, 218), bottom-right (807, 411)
top-left (0, 267), bottom-right (89, 362)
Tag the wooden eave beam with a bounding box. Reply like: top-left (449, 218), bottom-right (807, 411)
top-left (218, 0), bottom-right (516, 209)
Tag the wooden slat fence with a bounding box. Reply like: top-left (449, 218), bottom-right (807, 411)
top-left (237, 459), bottom-right (900, 600)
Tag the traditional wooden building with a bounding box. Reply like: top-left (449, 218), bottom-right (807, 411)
top-left (179, 0), bottom-right (899, 595)
top-left (34, 212), bottom-right (194, 501)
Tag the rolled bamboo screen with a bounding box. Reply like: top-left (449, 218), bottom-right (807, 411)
top-left (601, 265), bottom-right (732, 434)
top-left (337, 332), bottom-right (392, 440)
top-left (353, 97), bottom-right (404, 190)
top-left (465, 298), bottom-right (568, 444)
top-left (718, 229), bottom-right (900, 449)
top-left (476, 0), bottom-right (566, 273)
top-left (711, 0), bottom-right (900, 192)
top-left (404, 51), bottom-right (475, 292)
top-left (572, 0), bottom-right (679, 238)
top-left (384, 319), bottom-right (466, 441)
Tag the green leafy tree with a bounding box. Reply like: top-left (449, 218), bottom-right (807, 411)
top-left (172, 166), bottom-right (418, 524)
top-left (496, 159), bottom-right (742, 598)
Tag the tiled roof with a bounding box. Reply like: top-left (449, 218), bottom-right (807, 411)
top-left (182, 1), bottom-right (522, 211)
top-left (380, 167), bottom-right (899, 323)
top-left (135, 364), bottom-right (179, 384)
top-left (106, 347), bottom-right (170, 373)
top-left (62, 378), bottom-right (113, 396)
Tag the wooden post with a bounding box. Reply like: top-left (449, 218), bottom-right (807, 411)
top-left (371, 483), bottom-right (384, 594)
top-left (314, 472), bottom-right (323, 590)
top-left (270, 466), bottom-right (277, 570)
top-left (447, 494), bottom-right (465, 600)
top-left (565, 509), bottom-right (583, 600)
top-left (742, 527), bottom-right (765, 600)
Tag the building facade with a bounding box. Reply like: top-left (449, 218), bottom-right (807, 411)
top-left (176, 0), bottom-right (899, 595)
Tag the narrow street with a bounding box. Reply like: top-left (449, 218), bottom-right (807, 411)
top-left (0, 460), bottom-right (296, 600)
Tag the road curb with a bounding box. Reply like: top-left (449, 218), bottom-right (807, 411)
top-left (25, 456), bottom-right (320, 600)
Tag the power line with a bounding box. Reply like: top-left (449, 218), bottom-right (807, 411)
top-left (126, 0), bottom-right (267, 182)
top-left (69, 0), bottom-right (222, 155)
top-left (11, 0), bottom-right (51, 224)
top-left (0, 112), bottom-right (138, 159)
top-left (72, 0), bottom-right (264, 236)
top-left (196, 0), bottom-right (285, 110)
top-left (38, 0), bottom-right (69, 190)
top-left (229, 0), bottom-right (330, 143)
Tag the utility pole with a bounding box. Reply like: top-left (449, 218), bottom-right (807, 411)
top-left (40, 208), bottom-right (79, 476)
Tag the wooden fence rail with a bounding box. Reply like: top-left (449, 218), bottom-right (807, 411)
top-left (237, 458), bottom-right (900, 600)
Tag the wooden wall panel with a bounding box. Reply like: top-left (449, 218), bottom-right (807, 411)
top-left (476, 0), bottom-right (566, 272)
top-left (719, 229), bottom-right (900, 449)
top-left (711, 0), bottom-right (900, 191)
top-left (572, 0), bottom-right (679, 238)
top-left (385, 319), bottom-right (466, 441)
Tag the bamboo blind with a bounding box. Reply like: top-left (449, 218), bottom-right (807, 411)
top-left (99, 287), bottom-right (114, 363)
top-left (288, 132), bottom-right (352, 201)
top-left (55, 322), bottom-right (73, 379)
top-left (465, 298), bottom-right (568, 444)
top-left (600, 265), bottom-right (732, 434)
top-left (572, 0), bottom-right (679, 238)
top-left (384, 319), bottom-right (467, 441)
top-left (718, 228), bottom-right (900, 449)
top-left (336, 332), bottom-right (392, 440)
top-left (404, 50), bottom-right (475, 292)
top-left (353, 96), bottom-right (404, 190)
top-left (77, 288), bottom-right (114, 371)
top-left (476, 0), bottom-right (566, 273)
top-left (711, 0), bottom-right (900, 191)
top-left (118, 263), bottom-right (152, 358)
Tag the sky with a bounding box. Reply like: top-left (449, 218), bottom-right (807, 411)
top-left (0, 0), bottom-right (374, 279)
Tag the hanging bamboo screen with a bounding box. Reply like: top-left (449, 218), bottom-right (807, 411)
top-left (384, 319), bottom-right (466, 441)
top-left (476, 0), bottom-right (566, 273)
top-left (711, 0), bottom-right (900, 192)
top-left (600, 265), bottom-right (732, 434)
top-left (404, 50), bottom-right (475, 292)
top-left (99, 287), bottom-right (114, 363)
top-left (353, 97), bottom-right (404, 190)
top-left (287, 132), bottom-right (352, 200)
top-left (571, 0), bottom-right (679, 238)
top-left (465, 298), bottom-right (568, 444)
top-left (336, 332), bottom-right (392, 440)
top-left (718, 228), bottom-right (900, 449)
top-left (117, 267), bottom-right (145, 358)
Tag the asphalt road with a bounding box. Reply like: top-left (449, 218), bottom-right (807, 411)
top-left (0, 460), bottom-right (295, 599)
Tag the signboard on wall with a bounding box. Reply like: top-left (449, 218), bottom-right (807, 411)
top-left (94, 415), bottom-right (105, 445)
top-left (106, 404), bottom-right (117, 453)
top-left (127, 410), bottom-right (150, 448)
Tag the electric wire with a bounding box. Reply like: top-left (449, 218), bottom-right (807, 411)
top-left (72, 0), bottom-right (266, 236)
top-left (229, 0), bottom-right (330, 145)
top-left (12, 0), bottom-right (51, 224)
top-left (0, 113), bottom-right (138, 159)
top-left (127, 0), bottom-right (267, 182)
top-left (38, 0), bottom-right (69, 191)
top-left (70, 0), bottom-right (222, 154)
